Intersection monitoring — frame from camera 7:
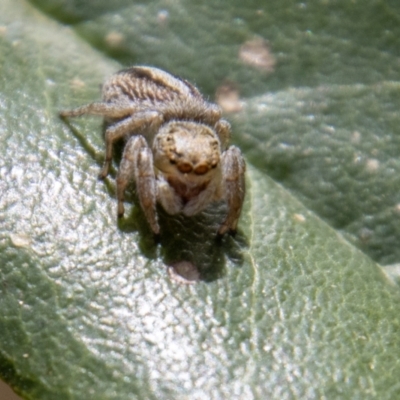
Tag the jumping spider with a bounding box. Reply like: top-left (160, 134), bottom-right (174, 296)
top-left (60, 66), bottom-right (245, 236)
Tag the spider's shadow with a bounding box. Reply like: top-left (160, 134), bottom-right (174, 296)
top-left (62, 117), bottom-right (247, 282)
top-left (120, 200), bottom-right (248, 282)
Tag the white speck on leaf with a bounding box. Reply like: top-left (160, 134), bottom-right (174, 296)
top-left (239, 37), bottom-right (276, 73)
top-left (70, 78), bottom-right (86, 90)
top-left (157, 10), bottom-right (169, 23)
top-left (366, 158), bottom-right (379, 173)
top-left (10, 233), bottom-right (32, 248)
top-left (167, 261), bottom-right (200, 284)
top-left (105, 31), bottom-right (124, 47)
top-left (351, 130), bottom-right (361, 144)
top-left (293, 213), bottom-right (306, 223)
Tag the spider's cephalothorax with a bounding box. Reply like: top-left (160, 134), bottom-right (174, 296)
top-left (60, 66), bottom-right (245, 235)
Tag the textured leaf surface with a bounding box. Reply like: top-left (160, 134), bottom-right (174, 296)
top-left (1, 0), bottom-right (400, 399)
top-left (30, 0), bottom-right (400, 95)
top-left (232, 83), bottom-right (400, 264)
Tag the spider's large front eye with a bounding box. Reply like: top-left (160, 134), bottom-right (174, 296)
top-left (194, 164), bottom-right (209, 175)
top-left (177, 162), bottom-right (193, 174)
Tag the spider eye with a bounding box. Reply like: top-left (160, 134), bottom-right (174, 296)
top-left (177, 162), bottom-right (193, 174)
top-left (169, 159), bottom-right (176, 164)
top-left (194, 164), bottom-right (209, 175)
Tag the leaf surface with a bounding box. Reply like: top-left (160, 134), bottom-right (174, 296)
top-left (1, 0), bottom-right (400, 399)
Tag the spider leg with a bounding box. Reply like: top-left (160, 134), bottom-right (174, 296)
top-left (59, 102), bottom-right (135, 119)
top-left (100, 110), bottom-right (163, 179)
top-left (116, 135), bottom-right (160, 235)
top-left (219, 146), bottom-right (246, 235)
top-left (214, 119), bottom-right (231, 151)
top-left (201, 103), bottom-right (221, 125)
top-left (156, 176), bottom-right (182, 215)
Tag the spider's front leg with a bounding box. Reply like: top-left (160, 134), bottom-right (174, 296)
top-left (214, 119), bottom-right (231, 151)
top-left (219, 146), bottom-right (246, 236)
top-left (116, 135), bottom-right (160, 235)
top-left (100, 110), bottom-right (163, 179)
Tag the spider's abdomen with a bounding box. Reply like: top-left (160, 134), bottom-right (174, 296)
top-left (101, 66), bottom-right (220, 124)
top-left (102, 66), bottom-right (203, 106)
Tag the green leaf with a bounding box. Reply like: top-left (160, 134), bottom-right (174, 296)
top-left (1, 0), bottom-right (400, 399)
top-left (29, 0), bottom-right (400, 95)
top-left (232, 83), bottom-right (400, 264)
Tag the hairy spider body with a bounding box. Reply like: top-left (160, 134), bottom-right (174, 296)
top-left (60, 66), bottom-right (245, 235)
